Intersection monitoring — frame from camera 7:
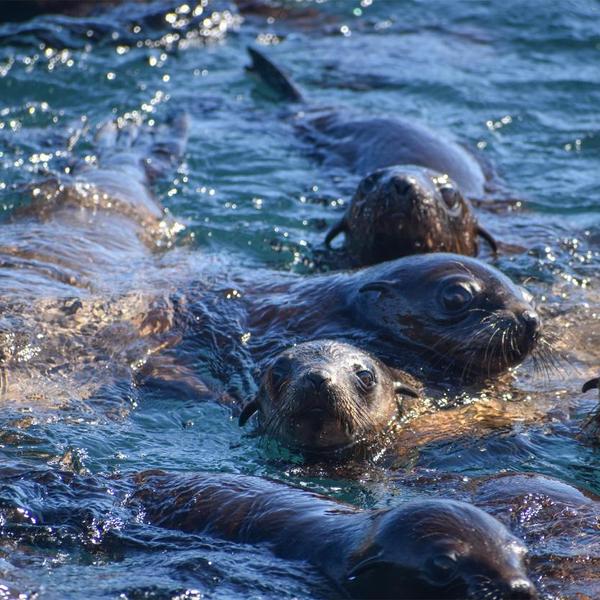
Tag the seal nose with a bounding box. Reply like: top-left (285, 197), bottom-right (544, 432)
top-left (302, 371), bottom-right (330, 394)
top-left (390, 175), bottom-right (414, 197)
top-left (507, 577), bottom-right (538, 599)
top-left (520, 310), bottom-right (541, 339)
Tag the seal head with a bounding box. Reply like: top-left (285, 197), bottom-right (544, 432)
top-left (347, 499), bottom-right (537, 600)
top-left (352, 254), bottom-right (541, 378)
top-left (239, 340), bottom-right (418, 452)
top-left (325, 166), bottom-right (496, 265)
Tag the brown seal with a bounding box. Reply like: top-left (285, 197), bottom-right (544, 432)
top-left (325, 166), bottom-right (497, 265)
top-left (133, 470), bottom-right (538, 600)
top-left (236, 253), bottom-right (542, 382)
top-left (238, 339), bottom-right (419, 453)
top-left (0, 112), bottom-right (200, 405)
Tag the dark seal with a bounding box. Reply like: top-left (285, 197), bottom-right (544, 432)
top-left (238, 339), bottom-right (419, 452)
top-left (325, 166), bottom-right (497, 265)
top-left (247, 46), bottom-right (486, 199)
top-left (133, 471), bottom-right (538, 600)
top-left (238, 253), bottom-right (541, 382)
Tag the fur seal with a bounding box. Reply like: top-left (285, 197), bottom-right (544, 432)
top-left (133, 470), bottom-right (538, 600)
top-left (246, 46), bottom-right (486, 199)
top-left (324, 166), bottom-right (497, 265)
top-left (0, 112), bottom-right (201, 404)
top-left (238, 339), bottom-right (420, 453)
top-left (235, 253), bottom-right (541, 382)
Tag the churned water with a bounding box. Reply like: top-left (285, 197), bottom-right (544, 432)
top-left (0, 0), bottom-right (599, 598)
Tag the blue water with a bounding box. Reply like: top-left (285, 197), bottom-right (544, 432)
top-left (0, 0), bottom-right (599, 597)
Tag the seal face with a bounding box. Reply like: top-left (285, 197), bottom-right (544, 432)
top-left (238, 340), bottom-right (418, 452)
top-left (347, 499), bottom-right (537, 600)
top-left (325, 166), bottom-right (497, 265)
top-left (352, 254), bottom-right (541, 378)
top-left (133, 472), bottom-right (538, 600)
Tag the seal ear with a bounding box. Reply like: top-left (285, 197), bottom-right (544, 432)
top-left (324, 218), bottom-right (347, 248)
top-left (582, 377), bottom-right (599, 393)
top-left (347, 553), bottom-right (385, 581)
top-left (476, 225), bottom-right (498, 254)
top-left (358, 280), bottom-right (397, 295)
top-left (238, 399), bottom-right (260, 427)
top-left (393, 382), bottom-right (419, 398)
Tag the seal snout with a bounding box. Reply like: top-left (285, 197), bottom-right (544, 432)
top-left (520, 309), bottom-right (541, 340)
top-left (302, 370), bottom-right (330, 394)
top-left (505, 576), bottom-right (538, 600)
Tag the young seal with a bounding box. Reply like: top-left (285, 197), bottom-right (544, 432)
top-left (233, 253), bottom-right (541, 382)
top-left (0, 112), bottom-right (199, 405)
top-left (246, 46), bottom-right (486, 199)
top-left (133, 470), bottom-right (538, 600)
top-left (238, 339), bottom-right (420, 453)
top-left (325, 165), bottom-right (497, 265)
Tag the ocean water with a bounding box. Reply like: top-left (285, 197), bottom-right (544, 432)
top-left (0, 0), bottom-right (599, 598)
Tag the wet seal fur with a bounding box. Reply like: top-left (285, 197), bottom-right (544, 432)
top-left (133, 470), bottom-right (538, 600)
top-left (325, 166), bottom-right (497, 265)
top-left (239, 253), bottom-right (542, 383)
top-left (246, 46), bottom-right (487, 199)
top-left (581, 376), bottom-right (600, 439)
top-left (238, 340), bottom-right (420, 453)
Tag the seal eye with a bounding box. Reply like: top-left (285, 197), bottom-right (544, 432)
top-left (270, 357), bottom-right (292, 392)
top-left (356, 369), bottom-right (375, 389)
top-left (440, 185), bottom-right (460, 210)
top-left (440, 282), bottom-right (475, 314)
top-left (426, 554), bottom-right (458, 584)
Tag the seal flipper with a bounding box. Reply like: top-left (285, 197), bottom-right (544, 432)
top-left (476, 224), bottom-right (498, 254)
top-left (582, 377), bottom-right (599, 393)
top-left (324, 217), bottom-right (347, 248)
top-left (246, 46), bottom-right (303, 102)
top-left (239, 399), bottom-right (260, 426)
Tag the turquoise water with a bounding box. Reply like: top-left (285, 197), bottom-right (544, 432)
top-left (0, 0), bottom-right (599, 597)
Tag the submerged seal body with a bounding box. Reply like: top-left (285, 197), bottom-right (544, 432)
top-left (133, 470), bottom-right (537, 600)
top-left (0, 113), bottom-right (191, 404)
top-left (236, 253), bottom-right (541, 382)
top-left (247, 47), bottom-right (486, 199)
top-left (325, 165), bottom-right (497, 265)
top-left (238, 339), bottom-right (419, 453)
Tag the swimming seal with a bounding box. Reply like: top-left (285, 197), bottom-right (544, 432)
top-left (0, 112), bottom-right (200, 404)
top-left (246, 46), bottom-right (486, 199)
top-left (325, 166), bottom-right (497, 265)
top-left (238, 339), bottom-right (420, 453)
top-left (235, 253), bottom-right (541, 382)
top-left (133, 470), bottom-right (538, 600)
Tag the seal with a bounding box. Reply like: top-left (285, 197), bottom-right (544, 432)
top-left (238, 339), bottom-right (420, 453)
top-left (0, 112), bottom-right (201, 405)
top-left (325, 165), bottom-right (497, 265)
top-left (246, 46), bottom-right (486, 199)
top-left (581, 376), bottom-right (600, 439)
top-left (234, 252), bottom-right (541, 382)
top-left (133, 470), bottom-right (538, 600)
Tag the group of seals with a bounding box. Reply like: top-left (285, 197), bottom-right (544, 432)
top-left (247, 46), bottom-right (497, 265)
top-left (0, 25), bottom-right (552, 599)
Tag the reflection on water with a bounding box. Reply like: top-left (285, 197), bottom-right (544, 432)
top-left (0, 0), bottom-right (598, 597)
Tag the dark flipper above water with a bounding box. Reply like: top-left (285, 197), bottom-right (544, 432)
top-left (245, 47), bottom-right (486, 198)
top-left (246, 46), bottom-right (303, 102)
